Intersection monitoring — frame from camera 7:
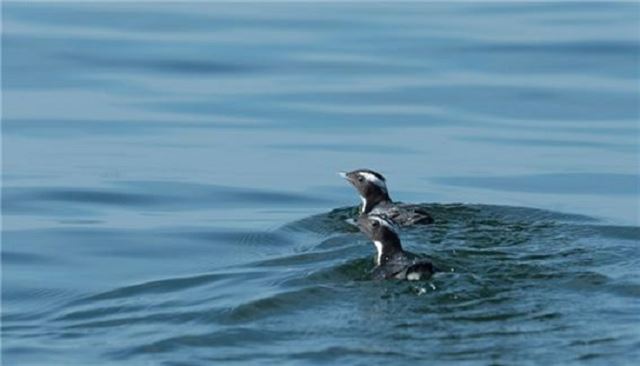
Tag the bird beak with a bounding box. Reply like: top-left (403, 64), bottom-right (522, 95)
top-left (338, 172), bottom-right (348, 180)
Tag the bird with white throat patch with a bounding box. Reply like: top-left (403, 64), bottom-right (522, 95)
top-left (357, 214), bottom-right (435, 281)
top-left (339, 169), bottom-right (434, 226)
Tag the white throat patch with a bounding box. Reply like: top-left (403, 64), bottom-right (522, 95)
top-left (360, 196), bottom-right (367, 214)
top-left (373, 240), bottom-right (384, 265)
top-left (358, 172), bottom-right (387, 192)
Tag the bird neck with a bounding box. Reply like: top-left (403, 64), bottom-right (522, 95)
top-left (361, 191), bottom-right (392, 214)
top-left (373, 233), bottom-right (402, 266)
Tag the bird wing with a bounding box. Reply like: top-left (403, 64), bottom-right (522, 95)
top-left (378, 204), bottom-right (434, 226)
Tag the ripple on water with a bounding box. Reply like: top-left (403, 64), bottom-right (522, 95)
top-left (3, 181), bottom-right (331, 215)
top-left (4, 204), bottom-right (639, 365)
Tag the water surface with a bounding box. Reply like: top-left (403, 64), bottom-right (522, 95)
top-left (2, 2), bottom-right (639, 365)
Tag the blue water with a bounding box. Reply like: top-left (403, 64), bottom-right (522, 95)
top-left (2, 2), bottom-right (639, 365)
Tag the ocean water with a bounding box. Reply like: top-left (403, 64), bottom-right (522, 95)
top-left (2, 2), bottom-right (639, 365)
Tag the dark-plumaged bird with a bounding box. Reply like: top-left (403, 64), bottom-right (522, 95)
top-left (340, 169), bottom-right (434, 226)
top-left (357, 214), bottom-right (435, 281)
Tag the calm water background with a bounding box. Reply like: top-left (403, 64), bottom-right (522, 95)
top-left (2, 1), bottom-right (640, 365)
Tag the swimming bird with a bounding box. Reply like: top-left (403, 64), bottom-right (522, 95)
top-left (339, 169), bottom-right (434, 226)
top-left (357, 214), bottom-right (435, 281)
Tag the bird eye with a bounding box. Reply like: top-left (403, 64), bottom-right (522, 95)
top-left (371, 220), bottom-right (379, 227)
top-left (357, 176), bottom-right (364, 182)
